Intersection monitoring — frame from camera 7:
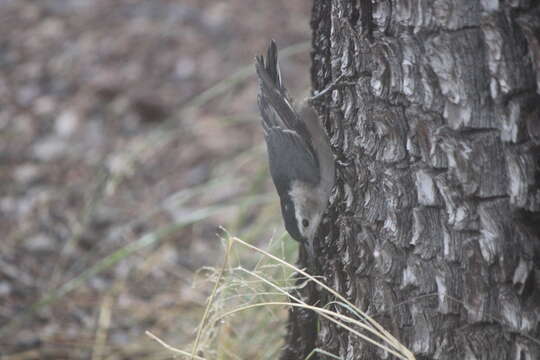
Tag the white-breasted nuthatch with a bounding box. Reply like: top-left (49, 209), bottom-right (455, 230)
top-left (255, 40), bottom-right (335, 262)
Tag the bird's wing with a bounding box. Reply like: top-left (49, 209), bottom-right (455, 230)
top-left (264, 127), bottom-right (320, 196)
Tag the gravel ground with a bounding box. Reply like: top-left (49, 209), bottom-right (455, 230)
top-left (0, 0), bottom-right (311, 358)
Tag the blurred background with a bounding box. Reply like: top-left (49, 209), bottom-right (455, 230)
top-left (0, 0), bottom-right (312, 358)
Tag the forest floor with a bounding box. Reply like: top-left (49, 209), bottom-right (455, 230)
top-left (0, 0), bottom-right (311, 358)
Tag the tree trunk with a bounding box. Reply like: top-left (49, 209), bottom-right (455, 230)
top-left (282, 1), bottom-right (540, 359)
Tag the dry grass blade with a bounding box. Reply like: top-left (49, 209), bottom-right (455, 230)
top-left (190, 235), bottom-right (233, 358)
top-left (146, 331), bottom-right (208, 360)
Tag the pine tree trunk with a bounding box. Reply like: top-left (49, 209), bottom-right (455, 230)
top-left (282, 1), bottom-right (540, 359)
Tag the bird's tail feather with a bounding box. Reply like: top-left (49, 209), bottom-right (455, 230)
top-left (255, 40), bottom-right (301, 132)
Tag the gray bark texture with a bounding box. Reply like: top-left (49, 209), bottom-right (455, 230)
top-left (282, 1), bottom-right (540, 359)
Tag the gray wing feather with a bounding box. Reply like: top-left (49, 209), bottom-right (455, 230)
top-left (264, 127), bottom-right (320, 195)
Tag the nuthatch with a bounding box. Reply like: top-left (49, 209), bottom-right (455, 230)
top-left (255, 40), bottom-right (335, 263)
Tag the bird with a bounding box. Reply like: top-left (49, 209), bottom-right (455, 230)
top-left (255, 40), bottom-right (335, 266)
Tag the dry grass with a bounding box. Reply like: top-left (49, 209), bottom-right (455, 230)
top-left (144, 232), bottom-right (415, 360)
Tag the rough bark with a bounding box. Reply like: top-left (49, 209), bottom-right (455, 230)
top-left (282, 1), bottom-right (540, 359)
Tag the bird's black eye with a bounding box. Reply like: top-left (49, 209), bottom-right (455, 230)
top-left (302, 219), bottom-right (309, 227)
